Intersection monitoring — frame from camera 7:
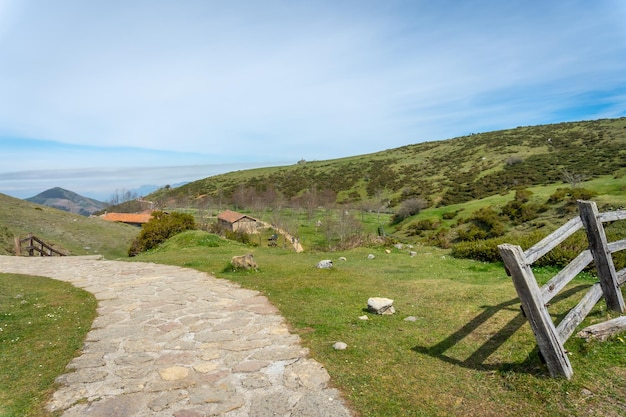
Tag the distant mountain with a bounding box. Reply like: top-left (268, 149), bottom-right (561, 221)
top-left (26, 187), bottom-right (107, 216)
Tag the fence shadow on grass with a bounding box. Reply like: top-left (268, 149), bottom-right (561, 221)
top-left (412, 284), bottom-right (591, 376)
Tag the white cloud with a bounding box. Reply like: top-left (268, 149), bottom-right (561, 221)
top-left (0, 0), bottom-right (625, 197)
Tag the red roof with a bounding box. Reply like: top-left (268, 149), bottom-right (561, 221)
top-left (217, 210), bottom-right (255, 223)
top-left (102, 212), bottom-right (153, 224)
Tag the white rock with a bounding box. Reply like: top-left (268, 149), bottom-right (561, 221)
top-left (316, 260), bottom-right (333, 269)
top-left (333, 342), bottom-right (348, 350)
top-left (367, 297), bottom-right (395, 315)
top-left (358, 315), bottom-right (369, 321)
top-left (367, 254), bottom-right (375, 260)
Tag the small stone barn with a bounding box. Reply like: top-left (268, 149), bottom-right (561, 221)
top-left (217, 210), bottom-right (259, 234)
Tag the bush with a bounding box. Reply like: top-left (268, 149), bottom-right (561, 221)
top-left (406, 219), bottom-right (441, 236)
top-left (128, 211), bottom-right (196, 256)
top-left (451, 229), bottom-right (592, 269)
top-left (457, 207), bottom-right (506, 241)
top-left (548, 187), bottom-right (598, 204)
top-left (390, 198), bottom-right (428, 225)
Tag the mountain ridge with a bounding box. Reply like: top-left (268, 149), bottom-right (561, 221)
top-left (147, 117), bottom-right (626, 209)
top-left (26, 187), bottom-right (106, 216)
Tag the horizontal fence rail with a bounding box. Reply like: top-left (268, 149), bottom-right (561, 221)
top-left (498, 200), bottom-right (625, 379)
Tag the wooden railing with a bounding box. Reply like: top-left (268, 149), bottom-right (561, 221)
top-left (498, 200), bottom-right (626, 379)
top-left (14, 233), bottom-right (66, 257)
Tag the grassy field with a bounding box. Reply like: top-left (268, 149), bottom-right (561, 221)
top-left (0, 193), bottom-right (138, 259)
top-left (133, 230), bottom-right (626, 417)
top-left (0, 273), bottom-right (96, 417)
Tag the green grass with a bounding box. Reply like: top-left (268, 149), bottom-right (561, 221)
top-left (0, 274), bottom-right (97, 417)
top-left (133, 230), bottom-right (626, 417)
top-left (0, 193), bottom-right (139, 259)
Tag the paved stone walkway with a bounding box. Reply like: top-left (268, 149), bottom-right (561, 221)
top-left (0, 255), bottom-right (353, 417)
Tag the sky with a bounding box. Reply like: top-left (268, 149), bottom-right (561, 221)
top-left (1, 0), bottom-right (625, 201)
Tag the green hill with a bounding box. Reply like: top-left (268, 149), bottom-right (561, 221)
top-left (0, 193), bottom-right (138, 258)
top-left (150, 117), bottom-right (626, 209)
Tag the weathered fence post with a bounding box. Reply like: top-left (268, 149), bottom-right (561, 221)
top-left (27, 233), bottom-right (34, 256)
top-left (578, 200), bottom-right (625, 313)
top-left (14, 236), bottom-right (21, 256)
top-left (498, 243), bottom-right (573, 379)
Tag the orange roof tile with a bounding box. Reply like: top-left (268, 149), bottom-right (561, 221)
top-left (102, 212), bottom-right (153, 224)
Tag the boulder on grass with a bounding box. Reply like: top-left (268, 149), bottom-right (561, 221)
top-left (231, 253), bottom-right (257, 270)
top-left (367, 297), bottom-right (395, 315)
top-left (316, 259), bottom-right (333, 269)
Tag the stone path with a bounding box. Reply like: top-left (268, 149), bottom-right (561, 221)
top-left (0, 255), bottom-right (353, 417)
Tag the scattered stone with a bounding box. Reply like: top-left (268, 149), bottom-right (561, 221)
top-left (404, 316), bottom-right (418, 322)
top-left (358, 315), bottom-right (369, 321)
top-left (367, 254), bottom-right (375, 260)
top-left (338, 256), bottom-right (347, 261)
top-left (159, 366), bottom-right (189, 381)
top-left (316, 259), bottom-right (333, 269)
top-left (409, 251), bottom-right (417, 257)
top-left (284, 358), bottom-right (331, 390)
top-left (580, 388), bottom-right (593, 397)
top-left (333, 342), bottom-right (348, 350)
top-left (233, 360), bottom-right (269, 373)
top-left (394, 243), bottom-right (404, 250)
top-left (367, 297), bottom-right (395, 315)
top-left (385, 249), bottom-right (391, 254)
top-left (231, 253), bottom-right (257, 270)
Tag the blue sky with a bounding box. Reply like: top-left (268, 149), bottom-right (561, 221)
top-left (1, 1), bottom-right (625, 200)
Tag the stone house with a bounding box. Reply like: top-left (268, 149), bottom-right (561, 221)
top-left (217, 210), bottom-right (259, 234)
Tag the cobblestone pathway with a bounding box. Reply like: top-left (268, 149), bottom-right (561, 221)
top-left (0, 255), bottom-right (352, 417)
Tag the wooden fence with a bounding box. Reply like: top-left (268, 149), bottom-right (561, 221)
top-left (14, 233), bottom-right (66, 257)
top-left (498, 200), bottom-right (626, 379)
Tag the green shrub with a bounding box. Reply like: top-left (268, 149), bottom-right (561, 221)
top-left (457, 207), bottom-right (506, 241)
top-left (224, 229), bottom-right (254, 245)
top-left (501, 200), bottom-right (540, 224)
top-left (548, 187), bottom-right (598, 205)
top-left (406, 219), bottom-right (441, 236)
top-left (451, 229), bottom-right (593, 269)
top-left (128, 211), bottom-right (196, 256)
top-left (442, 210), bottom-right (461, 220)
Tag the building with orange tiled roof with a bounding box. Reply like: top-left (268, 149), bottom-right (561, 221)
top-left (101, 211), bottom-right (153, 227)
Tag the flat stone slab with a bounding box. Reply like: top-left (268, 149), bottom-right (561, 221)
top-left (0, 255), bottom-right (353, 417)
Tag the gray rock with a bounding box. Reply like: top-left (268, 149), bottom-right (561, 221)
top-left (367, 254), bottom-right (375, 260)
top-left (367, 297), bottom-right (395, 315)
top-left (316, 259), bottom-right (333, 269)
top-left (231, 253), bottom-right (257, 270)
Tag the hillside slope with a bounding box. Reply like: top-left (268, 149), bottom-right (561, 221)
top-left (0, 193), bottom-right (138, 258)
top-left (149, 117), bottom-right (626, 209)
top-left (26, 187), bottom-right (106, 216)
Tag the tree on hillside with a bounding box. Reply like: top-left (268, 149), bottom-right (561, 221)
top-left (390, 198), bottom-right (428, 225)
top-left (107, 189), bottom-right (139, 206)
top-left (128, 211), bottom-right (195, 256)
